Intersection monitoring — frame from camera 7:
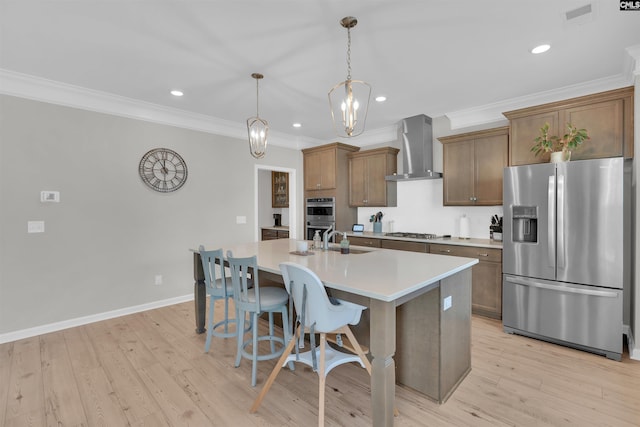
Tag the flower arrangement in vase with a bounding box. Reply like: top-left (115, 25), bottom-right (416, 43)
top-left (531, 122), bottom-right (590, 163)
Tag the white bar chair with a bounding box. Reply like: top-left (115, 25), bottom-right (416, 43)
top-left (251, 262), bottom-right (371, 426)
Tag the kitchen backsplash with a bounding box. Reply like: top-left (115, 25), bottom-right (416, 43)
top-left (356, 179), bottom-right (503, 239)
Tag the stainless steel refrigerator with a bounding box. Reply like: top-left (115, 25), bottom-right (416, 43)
top-left (502, 157), bottom-right (629, 361)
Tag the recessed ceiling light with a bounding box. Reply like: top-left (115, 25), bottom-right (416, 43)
top-left (292, 123), bottom-right (302, 128)
top-left (375, 96), bottom-right (387, 102)
top-left (170, 90), bottom-right (184, 97)
top-left (531, 44), bottom-right (551, 54)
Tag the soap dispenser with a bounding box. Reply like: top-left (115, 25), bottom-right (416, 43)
top-left (340, 232), bottom-right (350, 254)
top-left (313, 230), bottom-right (322, 250)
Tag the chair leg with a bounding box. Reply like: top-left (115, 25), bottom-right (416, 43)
top-left (250, 325), bottom-right (300, 413)
top-left (204, 296), bottom-right (215, 353)
top-left (252, 312), bottom-right (259, 387)
top-left (223, 296), bottom-right (230, 334)
top-left (235, 308), bottom-right (244, 368)
top-left (268, 312), bottom-right (276, 354)
top-left (280, 307), bottom-right (294, 371)
top-left (318, 333), bottom-right (326, 427)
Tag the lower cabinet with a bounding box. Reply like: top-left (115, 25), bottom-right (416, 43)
top-left (261, 228), bottom-right (289, 241)
top-left (347, 236), bottom-right (382, 248)
top-left (430, 244), bottom-right (502, 319)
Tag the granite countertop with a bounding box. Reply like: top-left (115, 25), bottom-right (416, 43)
top-left (344, 231), bottom-right (503, 249)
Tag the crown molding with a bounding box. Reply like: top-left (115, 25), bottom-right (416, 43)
top-left (0, 69), bottom-right (322, 150)
top-left (446, 44), bottom-right (640, 130)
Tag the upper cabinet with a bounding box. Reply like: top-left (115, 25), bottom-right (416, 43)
top-left (348, 147), bottom-right (399, 207)
top-left (439, 127), bottom-right (509, 206)
top-left (303, 143), bottom-right (359, 192)
top-left (271, 171), bottom-right (289, 208)
top-left (504, 87), bottom-right (634, 166)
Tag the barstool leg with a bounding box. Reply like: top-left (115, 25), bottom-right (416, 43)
top-left (318, 333), bottom-right (326, 427)
top-left (204, 295), bottom-right (215, 353)
top-left (252, 312), bottom-right (259, 387)
top-left (235, 308), bottom-right (244, 368)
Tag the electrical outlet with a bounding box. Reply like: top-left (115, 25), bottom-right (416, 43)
top-left (154, 275), bottom-right (162, 285)
top-left (236, 216), bottom-right (247, 224)
top-left (27, 221), bottom-right (45, 233)
top-left (443, 295), bottom-right (452, 311)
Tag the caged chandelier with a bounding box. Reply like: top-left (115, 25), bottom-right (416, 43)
top-left (246, 73), bottom-right (269, 159)
top-left (328, 16), bottom-right (371, 138)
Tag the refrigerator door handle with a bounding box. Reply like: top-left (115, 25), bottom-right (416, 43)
top-left (548, 175), bottom-right (555, 268)
top-left (504, 276), bottom-right (620, 298)
top-left (557, 174), bottom-right (565, 269)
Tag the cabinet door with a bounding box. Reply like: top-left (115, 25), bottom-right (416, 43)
top-left (304, 150), bottom-right (323, 190)
top-left (563, 99), bottom-right (623, 160)
top-left (261, 229), bottom-right (278, 241)
top-left (317, 149), bottom-right (336, 190)
top-left (364, 154), bottom-right (388, 206)
top-left (349, 155), bottom-right (367, 206)
top-left (510, 111), bottom-right (559, 166)
top-left (471, 260), bottom-right (502, 319)
top-left (474, 134), bottom-right (508, 205)
top-left (272, 171), bottom-right (289, 208)
top-left (443, 140), bottom-right (474, 205)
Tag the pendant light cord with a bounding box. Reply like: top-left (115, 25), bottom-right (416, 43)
top-left (346, 27), bottom-right (352, 81)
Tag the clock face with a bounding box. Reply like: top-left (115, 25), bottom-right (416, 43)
top-left (139, 148), bottom-right (188, 193)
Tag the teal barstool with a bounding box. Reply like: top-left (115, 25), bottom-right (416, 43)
top-left (199, 246), bottom-right (248, 353)
top-left (226, 251), bottom-right (292, 387)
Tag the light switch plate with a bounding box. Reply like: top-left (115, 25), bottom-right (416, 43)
top-left (41, 191), bottom-right (60, 202)
top-left (28, 221), bottom-right (45, 233)
top-left (236, 216), bottom-right (247, 224)
top-left (443, 295), bottom-right (452, 311)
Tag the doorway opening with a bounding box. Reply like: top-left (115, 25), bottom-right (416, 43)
top-left (254, 165), bottom-right (297, 241)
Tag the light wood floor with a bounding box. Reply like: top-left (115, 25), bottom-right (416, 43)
top-left (2, 300), bottom-right (639, 426)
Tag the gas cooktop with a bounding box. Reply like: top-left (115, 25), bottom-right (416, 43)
top-left (384, 232), bottom-right (446, 240)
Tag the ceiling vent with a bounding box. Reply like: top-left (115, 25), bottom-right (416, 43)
top-left (564, 3), bottom-right (594, 25)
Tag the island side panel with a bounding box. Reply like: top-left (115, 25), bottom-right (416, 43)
top-left (395, 286), bottom-right (441, 400)
top-left (439, 268), bottom-right (472, 403)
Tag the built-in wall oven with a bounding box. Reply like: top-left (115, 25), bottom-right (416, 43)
top-left (306, 197), bottom-right (335, 240)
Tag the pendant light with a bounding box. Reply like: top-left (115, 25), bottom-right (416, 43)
top-left (247, 73), bottom-right (268, 159)
top-left (328, 16), bottom-right (371, 138)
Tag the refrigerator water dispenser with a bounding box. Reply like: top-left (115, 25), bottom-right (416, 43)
top-left (512, 206), bottom-right (537, 243)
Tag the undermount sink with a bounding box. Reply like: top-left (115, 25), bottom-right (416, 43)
top-left (326, 246), bottom-right (370, 254)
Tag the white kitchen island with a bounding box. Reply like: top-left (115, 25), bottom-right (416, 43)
top-left (194, 238), bottom-right (478, 427)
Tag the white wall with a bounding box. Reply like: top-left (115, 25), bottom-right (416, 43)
top-left (0, 95), bottom-right (301, 340)
top-left (357, 179), bottom-right (502, 238)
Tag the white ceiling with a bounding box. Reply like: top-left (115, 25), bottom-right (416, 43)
top-left (1, 0), bottom-right (639, 148)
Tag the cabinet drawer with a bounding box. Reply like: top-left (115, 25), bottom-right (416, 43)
top-left (380, 239), bottom-right (428, 253)
top-left (349, 236), bottom-right (382, 248)
top-left (278, 231), bottom-right (289, 239)
top-left (430, 244), bottom-right (501, 262)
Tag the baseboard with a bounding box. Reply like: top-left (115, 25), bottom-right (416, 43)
top-left (0, 294), bottom-right (194, 344)
top-left (626, 326), bottom-right (639, 361)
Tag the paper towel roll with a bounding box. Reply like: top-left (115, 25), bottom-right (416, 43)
top-left (460, 215), bottom-right (470, 239)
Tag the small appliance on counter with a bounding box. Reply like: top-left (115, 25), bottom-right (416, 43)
top-left (273, 213), bottom-right (282, 227)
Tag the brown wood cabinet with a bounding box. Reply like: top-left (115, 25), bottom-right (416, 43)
top-left (430, 244), bottom-right (502, 319)
top-left (348, 147), bottom-right (399, 207)
top-left (380, 239), bottom-right (429, 253)
top-left (303, 143), bottom-right (359, 191)
top-left (504, 86), bottom-right (634, 166)
top-left (261, 228), bottom-right (289, 241)
top-left (347, 235), bottom-right (382, 248)
top-left (302, 142), bottom-right (359, 234)
top-left (271, 171), bottom-right (288, 208)
top-left (439, 127), bottom-right (508, 206)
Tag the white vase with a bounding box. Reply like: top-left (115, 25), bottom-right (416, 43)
top-left (550, 150), bottom-right (571, 163)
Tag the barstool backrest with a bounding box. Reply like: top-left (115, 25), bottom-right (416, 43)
top-left (199, 246), bottom-right (228, 297)
top-left (279, 262), bottom-right (362, 333)
top-left (227, 251), bottom-right (260, 313)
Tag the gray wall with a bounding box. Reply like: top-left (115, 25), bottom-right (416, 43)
top-left (0, 95), bottom-right (300, 336)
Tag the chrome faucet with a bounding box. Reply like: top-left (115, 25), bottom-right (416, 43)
top-left (323, 225), bottom-right (341, 250)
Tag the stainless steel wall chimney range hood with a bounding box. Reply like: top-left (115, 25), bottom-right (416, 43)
top-left (385, 114), bottom-right (442, 181)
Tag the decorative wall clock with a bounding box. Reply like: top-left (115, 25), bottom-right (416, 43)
top-left (139, 148), bottom-right (188, 192)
